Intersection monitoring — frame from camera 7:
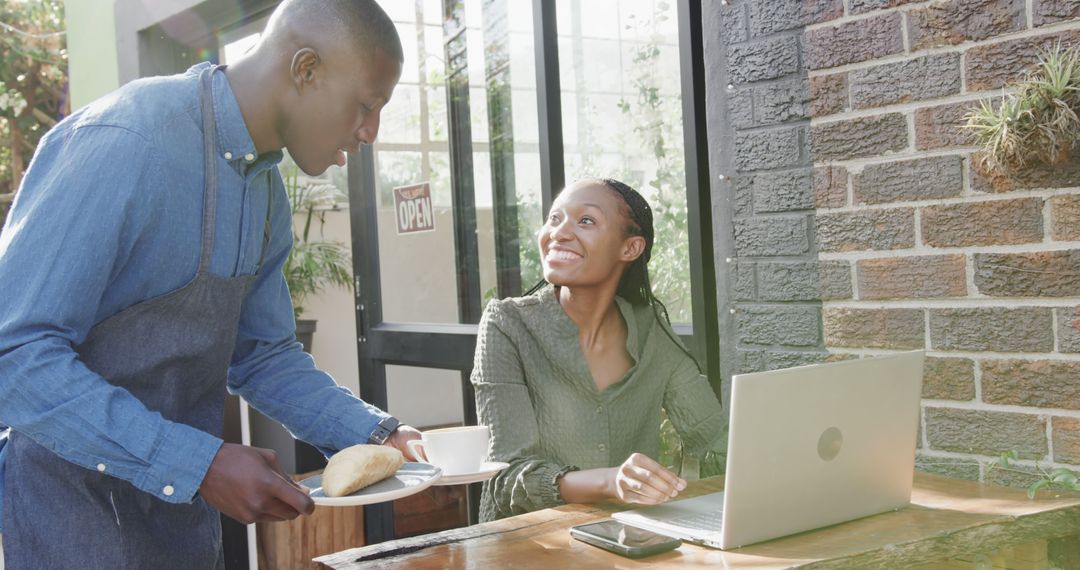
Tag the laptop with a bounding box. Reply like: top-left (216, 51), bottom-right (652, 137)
top-left (613, 350), bottom-right (925, 550)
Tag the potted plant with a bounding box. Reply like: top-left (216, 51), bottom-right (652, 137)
top-left (280, 161), bottom-right (353, 352)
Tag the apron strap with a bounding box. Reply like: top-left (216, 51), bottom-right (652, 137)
top-left (197, 66), bottom-right (220, 276)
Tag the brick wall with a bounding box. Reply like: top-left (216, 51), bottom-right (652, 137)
top-left (706, 0), bottom-right (1080, 486)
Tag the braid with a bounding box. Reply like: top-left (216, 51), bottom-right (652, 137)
top-left (527, 177), bottom-right (705, 375)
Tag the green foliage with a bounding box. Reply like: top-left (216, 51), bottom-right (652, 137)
top-left (966, 43), bottom-right (1080, 174)
top-left (281, 162), bottom-right (353, 319)
top-left (987, 450), bottom-right (1080, 499)
top-left (0, 0), bottom-right (68, 196)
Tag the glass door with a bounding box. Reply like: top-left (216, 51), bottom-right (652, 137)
top-left (353, 0), bottom-right (716, 544)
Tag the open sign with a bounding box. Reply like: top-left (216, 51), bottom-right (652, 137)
top-left (393, 182), bottom-right (435, 235)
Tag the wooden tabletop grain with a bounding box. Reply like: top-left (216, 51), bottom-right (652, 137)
top-left (314, 472), bottom-right (1080, 569)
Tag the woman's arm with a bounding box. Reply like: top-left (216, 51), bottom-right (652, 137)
top-left (662, 341), bottom-right (728, 472)
top-left (472, 303), bottom-right (578, 518)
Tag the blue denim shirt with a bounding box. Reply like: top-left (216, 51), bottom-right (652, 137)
top-left (0, 63), bottom-right (389, 526)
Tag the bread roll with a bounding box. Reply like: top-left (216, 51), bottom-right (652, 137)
top-left (322, 444), bottom-right (405, 497)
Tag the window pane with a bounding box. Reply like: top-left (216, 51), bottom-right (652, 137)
top-left (555, 0), bottom-right (692, 324)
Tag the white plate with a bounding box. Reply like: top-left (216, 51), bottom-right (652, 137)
top-left (299, 462), bottom-right (443, 507)
top-left (432, 461), bottom-right (510, 486)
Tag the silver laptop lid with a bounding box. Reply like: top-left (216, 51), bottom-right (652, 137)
top-left (720, 351), bottom-right (924, 549)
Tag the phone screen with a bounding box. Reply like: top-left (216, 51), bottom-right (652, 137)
top-left (572, 520), bottom-right (677, 549)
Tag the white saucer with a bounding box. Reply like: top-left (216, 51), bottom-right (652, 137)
top-left (299, 462), bottom-right (443, 507)
top-left (432, 461), bottom-right (510, 486)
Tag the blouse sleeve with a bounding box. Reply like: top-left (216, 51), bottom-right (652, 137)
top-left (661, 336), bottom-right (728, 468)
top-left (471, 302), bottom-right (577, 521)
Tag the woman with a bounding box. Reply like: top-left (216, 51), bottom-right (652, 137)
top-left (472, 177), bottom-right (727, 522)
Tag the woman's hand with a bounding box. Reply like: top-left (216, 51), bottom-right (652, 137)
top-left (610, 453), bottom-right (687, 505)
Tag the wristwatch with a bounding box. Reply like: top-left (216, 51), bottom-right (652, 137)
top-left (367, 416), bottom-right (401, 445)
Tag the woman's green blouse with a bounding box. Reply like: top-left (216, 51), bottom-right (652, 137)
top-left (472, 287), bottom-right (726, 522)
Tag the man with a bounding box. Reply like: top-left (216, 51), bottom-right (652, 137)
top-left (0, 1), bottom-right (418, 567)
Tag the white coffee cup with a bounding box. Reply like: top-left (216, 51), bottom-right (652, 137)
top-left (407, 425), bottom-right (490, 475)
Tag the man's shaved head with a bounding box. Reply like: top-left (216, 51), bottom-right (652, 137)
top-left (262, 0), bottom-right (404, 63)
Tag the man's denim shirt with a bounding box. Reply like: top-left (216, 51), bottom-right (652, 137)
top-left (0, 63), bottom-right (388, 528)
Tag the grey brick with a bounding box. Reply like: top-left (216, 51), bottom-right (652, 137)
top-left (850, 54), bottom-right (962, 110)
top-left (852, 156), bottom-right (963, 205)
top-left (816, 208), bottom-right (915, 252)
top-left (759, 261), bottom-right (852, 301)
top-left (810, 113), bottom-right (908, 161)
top-left (805, 12), bottom-right (904, 70)
top-left (720, 3), bottom-right (748, 44)
top-left (925, 408), bottom-right (1047, 460)
top-left (735, 127), bottom-right (804, 172)
top-left (748, 0), bottom-right (844, 36)
top-left (733, 216), bottom-right (810, 256)
top-left (730, 262), bottom-right (756, 301)
top-left (733, 176), bottom-right (755, 217)
top-left (752, 168), bottom-right (814, 213)
top-left (736, 306), bottom-right (821, 347)
top-left (755, 79), bottom-right (809, 125)
top-left (729, 87), bottom-right (754, 130)
top-left (929, 307), bottom-right (1054, 352)
top-left (729, 36), bottom-right (801, 84)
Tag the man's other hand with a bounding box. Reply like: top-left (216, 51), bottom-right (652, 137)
top-left (199, 443), bottom-right (315, 524)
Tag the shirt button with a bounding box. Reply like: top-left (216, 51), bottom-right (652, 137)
top-left (244, 153), bottom-right (255, 161)
top-left (598, 443), bottom-right (606, 452)
top-left (223, 151), bottom-right (233, 160)
top-left (97, 463), bottom-right (106, 472)
top-left (163, 485), bottom-right (175, 497)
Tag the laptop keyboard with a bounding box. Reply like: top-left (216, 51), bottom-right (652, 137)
top-left (667, 511), bottom-right (724, 532)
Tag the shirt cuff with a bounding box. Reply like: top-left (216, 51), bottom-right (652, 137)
top-left (138, 421), bottom-right (223, 504)
top-left (537, 463), bottom-right (579, 506)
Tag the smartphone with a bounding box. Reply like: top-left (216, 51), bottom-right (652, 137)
top-left (570, 519), bottom-right (681, 559)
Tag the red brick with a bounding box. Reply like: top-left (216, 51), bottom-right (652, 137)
top-left (921, 198), bottom-right (1044, 247)
top-left (850, 0), bottom-right (921, 14)
top-left (858, 255), bottom-right (967, 300)
top-left (817, 208), bottom-right (915, 252)
top-left (974, 250), bottom-right (1080, 297)
top-left (1034, 0), bottom-right (1080, 27)
top-left (982, 359), bottom-right (1080, 410)
top-left (809, 73), bottom-right (848, 118)
top-left (966, 31), bottom-right (1080, 91)
top-left (823, 307), bottom-right (925, 349)
top-left (971, 153), bottom-right (1080, 193)
top-left (814, 166), bottom-right (848, 209)
top-left (908, 0), bottom-right (1025, 51)
top-left (1053, 416), bottom-right (1080, 464)
top-left (1051, 194), bottom-right (1080, 241)
top-left (929, 307), bottom-right (1054, 352)
top-left (805, 13), bottom-right (904, 70)
top-left (810, 113), bottom-right (909, 161)
top-left (915, 101), bottom-right (979, 150)
top-left (923, 357), bottom-right (976, 400)
top-left (925, 407), bottom-right (1047, 459)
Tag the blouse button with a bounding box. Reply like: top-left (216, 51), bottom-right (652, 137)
top-left (596, 405), bottom-right (603, 414)
top-left (598, 443), bottom-right (606, 452)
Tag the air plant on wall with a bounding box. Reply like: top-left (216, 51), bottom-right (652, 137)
top-left (966, 43), bottom-right (1080, 173)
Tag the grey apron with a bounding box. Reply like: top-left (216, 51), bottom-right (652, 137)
top-left (2, 65), bottom-right (272, 569)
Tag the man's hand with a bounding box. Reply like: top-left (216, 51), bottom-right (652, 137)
top-left (610, 453), bottom-right (687, 505)
top-left (384, 424), bottom-right (423, 461)
top-left (199, 443), bottom-right (315, 524)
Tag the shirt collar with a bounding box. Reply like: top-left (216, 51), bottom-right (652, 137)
top-left (188, 62), bottom-right (283, 171)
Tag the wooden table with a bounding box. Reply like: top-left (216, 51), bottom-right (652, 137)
top-left (314, 473), bottom-right (1080, 569)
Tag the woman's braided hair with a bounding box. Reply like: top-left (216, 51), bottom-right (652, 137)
top-left (526, 177), bottom-right (703, 374)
